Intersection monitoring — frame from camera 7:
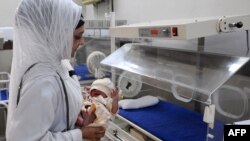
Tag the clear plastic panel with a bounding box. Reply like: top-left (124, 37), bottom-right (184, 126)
top-left (101, 43), bottom-right (249, 103)
top-left (212, 61), bottom-right (250, 123)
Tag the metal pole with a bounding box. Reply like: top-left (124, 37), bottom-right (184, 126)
top-left (194, 37), bottom-right (205, 112)
top-left (110, 12), bottom-right (116, 83)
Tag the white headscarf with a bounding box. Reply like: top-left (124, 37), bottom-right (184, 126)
top-left (8, 0), bottom-right (82, 118)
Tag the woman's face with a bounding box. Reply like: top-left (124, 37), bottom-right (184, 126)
top-left (72, 25), bottom-right (84, 57)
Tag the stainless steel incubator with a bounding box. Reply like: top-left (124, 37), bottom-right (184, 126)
top-left (100, 15), bottom-right (250, 141)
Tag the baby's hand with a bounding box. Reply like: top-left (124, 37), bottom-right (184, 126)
top-left (82, 86), bottom-right (91, 93)
top-left (111, 87), bottom-right (119, 99)
top-left (75, 113), bottom-right (84, 127)
top-left (76, 106), bottom-right (97, 127)
top-left (83, 109), bottom-right (97, 126)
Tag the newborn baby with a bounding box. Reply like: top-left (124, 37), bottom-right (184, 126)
top-left (76, 78), bottom-right (119, 127)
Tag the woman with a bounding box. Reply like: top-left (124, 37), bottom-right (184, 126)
top-left (6, 0), bottom-right (105, 140)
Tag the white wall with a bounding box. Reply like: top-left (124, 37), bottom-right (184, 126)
top-left (0, 0), bottom-right (21, 27)
top-left (82, 1), bottom-right (111, 19)
top-left (114, 0), bottom-right (250, 24)
top-left (2, 0), bottom-right (250, 26)
top-left (0, 50), bottom-right (12, 73)
top-left (0, 0), bottom-right (85, 26)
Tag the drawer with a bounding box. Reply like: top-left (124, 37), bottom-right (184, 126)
top-left (105, 120), bottom-right (139, 141)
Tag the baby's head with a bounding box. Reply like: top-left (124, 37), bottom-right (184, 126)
top-left (89, 78), bottom-right (115, 98)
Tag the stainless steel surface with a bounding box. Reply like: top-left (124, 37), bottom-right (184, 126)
top-left (101, 43), bottom-right (249, 103)
top-left (84, 20), bottom-right (127, 29)
top-left (106, 120), bottom-right (139, 141)
top-left (116, 115), bottom-right (161, 141)
top-left (112, 130), bottom-right (123, 141)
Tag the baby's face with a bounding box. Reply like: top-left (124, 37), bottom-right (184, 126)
top-left (90, 89), bottom-right (108, 98)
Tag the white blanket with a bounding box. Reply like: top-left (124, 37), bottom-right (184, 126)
top-left (119, 95), bottom-right (159, 109)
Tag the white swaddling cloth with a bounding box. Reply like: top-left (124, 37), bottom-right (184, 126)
top-left (119, 95), bottom-right (159, 109)
top-left (88, 98), bottom-right (113, 127)
top-left (87, 78), bottom-right (116, 126)
top-left (82, 94), bottom-right (114, 127)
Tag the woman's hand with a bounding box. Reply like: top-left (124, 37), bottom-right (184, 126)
top-left (81, 126), bottom-right (106, 141)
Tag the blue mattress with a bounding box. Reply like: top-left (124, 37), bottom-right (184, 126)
top-left (0, 89), bottom-right (9, 101)
top-left (119, 100), bottom-right (224, 141)
top-left (74, 64), bottom-right (111, 81)
top-left (74, 64), bottom-right (95, 81)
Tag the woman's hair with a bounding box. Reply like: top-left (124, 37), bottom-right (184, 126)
top-left (76, 14), bottom-right (85, 29)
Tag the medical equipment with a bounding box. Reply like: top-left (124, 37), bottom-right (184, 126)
top-left (213, 85), bottom-right (248, 120)
top-left (74, 38), bottom-right (111, 85)
top-left (118, 71), bottom-right (142, 98)
top-left (171, 73), bottom-right (194, 103)
top-left (100, 14), bottom-right (250, 141)
top-left (86, 51), bottom-right (106, 78)
top-left (110, 15), bottom-right (250, 39)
